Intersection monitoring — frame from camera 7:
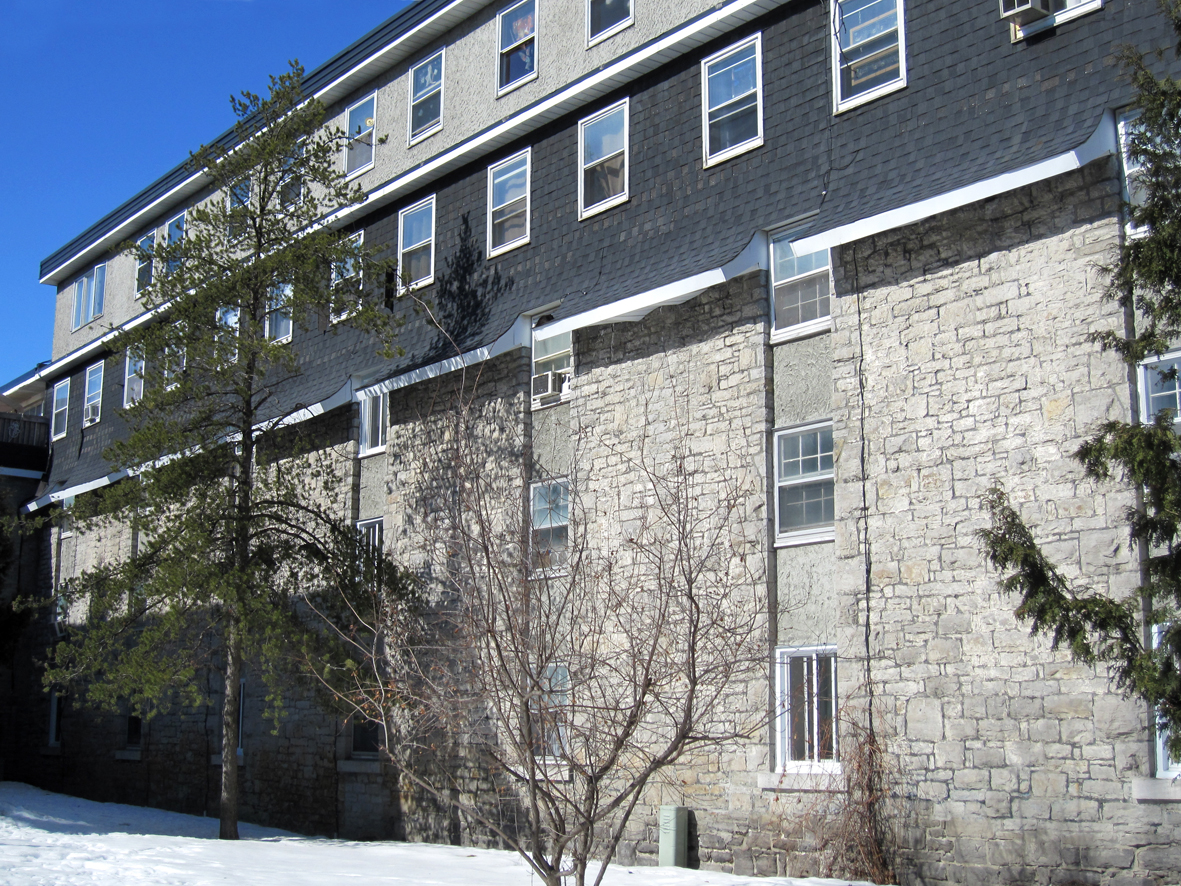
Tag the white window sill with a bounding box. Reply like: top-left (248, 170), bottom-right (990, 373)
top-left (771, 315), bottom-right (833, 345)
top-left (775, 526), bottom-right (835, 548)
top-left (358, 445), bottom-right (386, 459)
top-left (704, 136), bottom-right (763, 170)
top-left (345, 161), bottom-right (374, 181)
top-left (587, 18), bottom-right (633, 49)
top-left (531, 392), bottom-right (571, 412)
top-left (114, 748), bottom-right (142, 761)
top-left (835, 77), bottom-right (906, 116)
top-left (758, 766), bottom-right (842, 792)
top-left (579, 193), bottom-right (629, 221)
top-left (497, 71), bottom-right (538, 99)
top-left (1012, 0), bottom-right (1102, 40)
top-left (488, 236), bottom-right (530, 259)
top-left (1133, 776), bottom-right (1181, 802)
top-left (409, 125), bottom-right (441, 148)
top-left (338, 759), bottom-right (383, 774)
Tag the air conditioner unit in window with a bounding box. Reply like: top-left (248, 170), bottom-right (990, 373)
top-left (83, 403), bottom-right (100, 426)
top-left (531, 371), bottom-right (564, 402)
top-left (999, 0), bottom-right (1053, 25)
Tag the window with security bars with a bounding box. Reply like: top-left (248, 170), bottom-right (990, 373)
top-left (531, 662), bottom-right (570, 760)
top-left (771, 238), bottom-right (831, 338)
top-left (775, 423), bottom-right (835, 543)
top-left (776, 647), bottom-right (837, 769)
top-left (531, 479), bottom-right (569, 570)
top-left (833, 0), bottom-right (905, 110)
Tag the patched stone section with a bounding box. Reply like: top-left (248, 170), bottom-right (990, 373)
top-left (830, 158), bottom-right (1180, 886)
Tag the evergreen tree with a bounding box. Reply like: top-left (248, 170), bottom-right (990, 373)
top-left (39, 65), bottom-right (416, 838)
top-left (979, 7), bottom-right (1181, 765)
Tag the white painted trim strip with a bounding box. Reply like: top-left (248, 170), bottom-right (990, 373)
top-left (792, 111), bottom-right (1117, 254)
top-left (23, 470), bottom-right (129, 513)
top-left (534, 230), bottom-right (768, 341)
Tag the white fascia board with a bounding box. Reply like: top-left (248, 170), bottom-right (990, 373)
top-left (534, 230), bottom-right (767, 341)
top-left (793, 111), bottom-right (1117, 254)
top-left (23, 470), bottom-right (129, 514)
top-left (265, 378), bottom-right (357, 431)
top-left (0, 467), bottom-right (46, 480)
top-left (357, 315), bottom-right (532, 399)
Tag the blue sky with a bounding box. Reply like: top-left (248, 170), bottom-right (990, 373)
top-left (0, 0), bottom-right (413, 389)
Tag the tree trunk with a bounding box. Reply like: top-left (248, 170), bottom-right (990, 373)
top-left (219, 618), bottom-right (242, 839)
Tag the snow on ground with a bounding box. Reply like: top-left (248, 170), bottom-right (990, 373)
top-left (0, 782), bottom-right (874, 886)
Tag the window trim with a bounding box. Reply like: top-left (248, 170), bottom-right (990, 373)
top-left (83, 362), bottom-right (104, 428)
top-left (408, 48), bottom-right (445, 146)
top-left (71, 264), bottom-right (106, 331)
top-left (331, 231), bottom-right (364, 323)
top-left (531, 329), bottom-right (572, 410)
top-left (51, 378), bottom-right (70, 441)
top-left (775, 645), bottom-right (839, 773)
top-left (124, 351), bottom-right (144, 409)
top-left (359, 390), bottom-right (389, 457)
top-left (165, 211), bottom-right (186, 276)
top-left (487, 148), bottom-right (532, 258)
top-left (530, 478), bottom-right (570, 573)
top-left (578, 99), bottom-right (630, 220)
top-left (136, 232), bottom-right (154, 297)
top-left (1137, 350), bottom-right (1181, 426)
top-left (773, 420), bottom-right (836, 547)
top-left (398, 195), bottom-right (436, 291)
top-left (701, 34), bottom-right (764, 169)
top-left (265, 283), bottom-right (293, 344)
top-left (770, 235), bottom-right (834, 344)
top-left (831, 0), bottom-right (908, 114)
top-left (357, 517), bottom-right (385, 595)
top-left (1011, 0), bottom-right (1103, 40)
top-left (1118, 111), bottom-right (1149, 239)
top-left (586, 0), bottom-right (633, 47)
top-left (531, 661), bottom-right (571, 764)
top-left (345, 92), bottom-right (378, 178)
top-left (1152, 625), bottom-right (1181, 778)
top-left (497, 0), bottom-right (538, 97)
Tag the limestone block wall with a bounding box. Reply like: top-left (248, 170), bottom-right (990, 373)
top-left (830, 157), bottom-right (1181, 885)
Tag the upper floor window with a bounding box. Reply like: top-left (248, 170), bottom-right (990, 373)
top-left (331, 232), bottom-right (364, 322)
top-left (71, 264), bottom-right (106, 330)
top-left (488, 149), bottom-right (531, 257)
top-left (832, 0), bottom-right (906, 112)
top-left (588, 0), bottom-right (631, 45)
top-left (359, 389), bottom-right (389, 456)
top-left (51, 379), bottom-right (69, 441)
top-left (346, 94), bottom-right (376, 176)
top-left (498, 0), bottom-right (536, 94)
top-left (774, 421), bottom-right (835, 546)
top-left (771, 237), bottom-right (832, 341)
top-left (136, 233), bottom-right (154, 296)
top-left (265, 284), bottom-right (293, 343)
top-left (1119, 112), bottom-right (1149, 238)
top-left (215, 306), bottom-right (240, 365)
top-left (579, 99), bottom-right (628, 219)
top-left (228, 180), bottom-right (250, 242)
top-left (165, 212), bottom-right (186, 275)
top-left (531, 478), bottom-right (569, 571)
top-left (83, 362), bottom-right (104, 427)
top-left (702, 35), bottom-right (763, 167)
top-left (124, 351), bottom-right (144, 408)
top-left (1140, 353), bottom-right (1181, 426)
top-left (399, 196), bottom-right (436, 290)
top-left (410, 50), bottom-right (444, 144)
top-left (1011, 0), bottom-right (1104, 39)
top-left (532, 329), bottom-right (571, 409)
top-left (775, 646), bottom-right (838, 771)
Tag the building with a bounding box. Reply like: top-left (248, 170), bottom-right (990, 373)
top-left (3, 0), bottom-right (1180, 882)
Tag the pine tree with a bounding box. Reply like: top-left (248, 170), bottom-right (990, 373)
top-left (979, 6), bottom-right (1181, 766)
top-left (39, 65), bottom-right (416, 838)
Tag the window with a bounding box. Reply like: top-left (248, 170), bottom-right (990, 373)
top-left (126, 715), bottom-right (143, 748)
top-left (488, 149), bottom-right (531, 256)
top-left (163, 346), bottom-right (186, 391)
top-left (352, 718), bottom-right (384, 757)
top-left (124, 351), bottom-right (144, 408)
top-left (228, 180), bottom-right (250, 242)
top-left (331, 231), bottom-right (364, 323)
top-left (579, 100), bottom-right (628, 218)
top-left (83, 362), bottom-right (104, 427)
top-left (771, 237), bottom-right (832, 340)
top-left (588, 0), bottom-right (632, 44)
top-left (832, 0), bottom-right (906, 112)
top-left (346, 94), bottom-right (376, 175)
top-left (1153, 625), bottom-right (1181, 778)
top-left (1012, 0), bottom-right (1103, 39)
top-left (71, 264), bottom-right (106, 330)
top-left (531, 662), bottom-right (570, 761)
top-left (702, 35), bottom-right (763, 167)
top-left (236, 679), bottom-right (245, 752)
top-left (532, 329), bottom-right (572, 408)
top-left (410, 50), bottom-right (444, 144)
top-left (48, 691), bottom-right (64, 748)
top-left (498, 0), bottom-right (536, 94)
top-left (358, 518), bottom-right (384, 594)
top-left (216, 306), bottom-right (240, 365)
top-left (1119, 112), bottom-right (1149, 237)
top-left (51, 379), bottom-right (69, 440)
top-left (531, 479), bottom-right (569, 571)
top-left (136, 233), bottom-right (154, 295)
top-left (1139, 354), bottom-right (1181, 426)
top-left (775, 647), bottom-right (837, 770)
top-left (774, 422), bottom-right (835, 545)
top-left (359, 390), bottom-right (388, 456)
top-left (399, 196), bottom-right (435, 290)
top-left (165, 212), bottom-right (186, 275)
top-left (265, 284), bottom-right (293, 343)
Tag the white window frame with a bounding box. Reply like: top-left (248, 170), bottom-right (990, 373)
top-left (531, 662), bottom-right (570, 763)
top-left (774, 420), bottom-right (836, 547)
top-left (136, 232), bottom-right (154, 296)
top-left (51, 379), bottom-right (69, 441)
top-left (398, 195), bottom-right (436, 291)
top-left (216, 306), bottom-right (240, 365)
top-left (359, 390), bottom-right (389, 456)
top-left (531, 329), bottom-right (572, 409)
top-left (345, 92), bottom-right (377, 178)
top-left (531, 478), bottom-right (570, 572)
top-left (701, 34), bottom-right (764, 168)
top-left (578, 99), bottom-right (629, 219)
top-left (1153, 625), bottom-right (1181, 778)
top-left (587, 0), bottom-right (632, 47)
top-left (165, 211), bottom-right (186, 275)
top-left (1138, 351), bottom-right (1181, 427)
top-left (124, 351), bottom-right (145, 408)
top-left (1118, 111), bottom-right (1149, 239)
top-left (831, 0), bottom-right (908, 114)
top-left (163, 346), bottom-right (186, 391)
top-left (83, 362), bottom-right (104, 428)
top-left (775, 646), bottom-right (839, 773)
top-left (497, 0), bottom-right (538, 96)
top-left (71, 264), bottom-right (106, 331)
top-left (358, 517), bottom-right (385, 595)
top-left (265, 283), bottom-right (293, 343)
top-left (1011, 0), bottom-right (1103, 40)
top-left (770, 236), bottom-right (833, 343)
top-left (331, 231), bottom-right (364, 323)
top-left (488, 148), bottom-right (532, 257)
top-left (409, 49), bottom-right (445, 145)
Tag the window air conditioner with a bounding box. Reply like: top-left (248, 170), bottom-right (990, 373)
top-left (531, 371), bottom-right (563, 401)
top-left (83, 403), bottom-right (100, 426)
top-left (999, 0), bottom-right (1053, 25)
